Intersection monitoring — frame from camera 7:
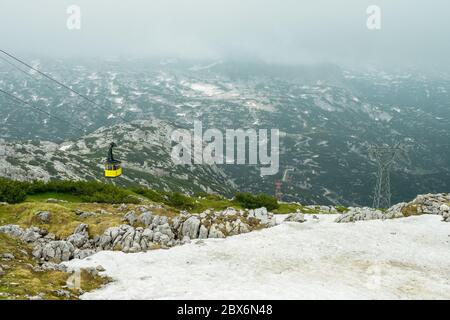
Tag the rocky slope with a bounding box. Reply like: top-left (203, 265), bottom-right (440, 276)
top-left (1, 59), bottom-right (449, 205)
top-left (0, 192), bottom-right (448, 299)
top-left (0, 232), bottom-right (108, 300)
top-left (65, 213), bottom-right (450, 300)
top-left (0, 119), bottom-right (236, 195)
top-left (0, 204), bottom-right (276, 264)
top-left (1, 192), bottom-right (448, 266)
top-left (334, 193), bottom-right (450, 223)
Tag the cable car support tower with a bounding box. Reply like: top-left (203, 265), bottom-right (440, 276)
top-left (369, 143), bottom-right (403, 209)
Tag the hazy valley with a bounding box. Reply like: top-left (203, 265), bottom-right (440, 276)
top-left (1, 59), bottom-right (449, 206)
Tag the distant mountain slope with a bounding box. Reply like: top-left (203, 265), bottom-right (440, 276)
top-left (0, 120), bottom-right (236, 196)
top-left (0, 59), bottom-right (449, 205)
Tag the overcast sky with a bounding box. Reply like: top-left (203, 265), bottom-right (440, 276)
top-left (1, 0), bottom-right (449, 69)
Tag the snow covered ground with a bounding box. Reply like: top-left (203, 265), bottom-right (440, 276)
top-left (65, 215), bottom-right (450, 300)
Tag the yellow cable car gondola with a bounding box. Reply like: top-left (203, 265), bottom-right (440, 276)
top-left (104, 142), bottom-right (122, 178)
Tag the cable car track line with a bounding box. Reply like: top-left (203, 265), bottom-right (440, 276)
top-left (0, 55), bottom-right (41, 80)
top-left (0, 50), bottom-right (134, 179)
top-left (0, 88), bottom-right (86, 134)
top-left (0, 49), bottom-right (140, 130)
top-left (0, 55), bottom-right (113, 129)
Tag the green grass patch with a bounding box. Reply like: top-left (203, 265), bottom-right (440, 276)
top-left (0, 201), bottom-right (177, 239)
top-left (401, 204), bottom-right (422, 217)
top-left (0, 179), bottom-right (28, 204)
top-left (191, 195), bottom-right (242, 213)
top-left (0, 178), bottom-right (140, 205)
top-left (272, 203), bottom-right (303, 214)
top-left (234, 192), bottom-right (279, 211)
top-left (0, 202), bottom-right (122, 239)
top-left (26, 192), bottom-right (83, 203)
top-left (1, 178), bottom-right (310, 216)
top-left (335, 205), bottom-right (349, 213)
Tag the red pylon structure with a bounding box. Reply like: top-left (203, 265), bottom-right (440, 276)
top-left (275, 180), bottom-right (283, 201)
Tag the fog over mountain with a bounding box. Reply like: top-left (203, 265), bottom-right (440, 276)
top-left (1, 0), bottom-right (450, 70)
top-left (1, 1), bottom-right (450, 206)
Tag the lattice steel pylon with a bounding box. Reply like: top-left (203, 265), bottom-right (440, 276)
top-left (369, 143), bottom-right (403, 209)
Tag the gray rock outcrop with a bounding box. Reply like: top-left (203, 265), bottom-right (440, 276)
top-left (21, 227), bottom-right (44, 243)
top-left (335, 207), bottom-right (384, 223)
top-left (35, 211), bottom-right (52, 224)
top-left (139, 211), bottom-right (154, 227)
top-left (208, 224), bottom-right (225, 238)
top-left (335, 193), bottom-right (450, 223)
top-left (181, 216), bottom-right (201, 239)
top-left (0, 225), bottom-right (25, 238)
top-left (248, 207), bottom-right (276, 226)
top-left (0, 206), bottom-right (277, 263)
top-left (122, 211), bottom-right (138, 225)
top-left (284, 212), bottom-right (306, 223)
top-left (33, 241), bottom-right (75, 263)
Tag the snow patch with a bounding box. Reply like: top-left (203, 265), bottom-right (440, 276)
top-left (65, 215), bottom-right (450, 300)
top-left (190, 83), bottom-right (222, 97)
top-left (59, 144), bottom-right (72, 151)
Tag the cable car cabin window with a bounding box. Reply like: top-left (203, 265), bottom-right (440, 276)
top-left (105, 164), bottom-right (120, 170)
